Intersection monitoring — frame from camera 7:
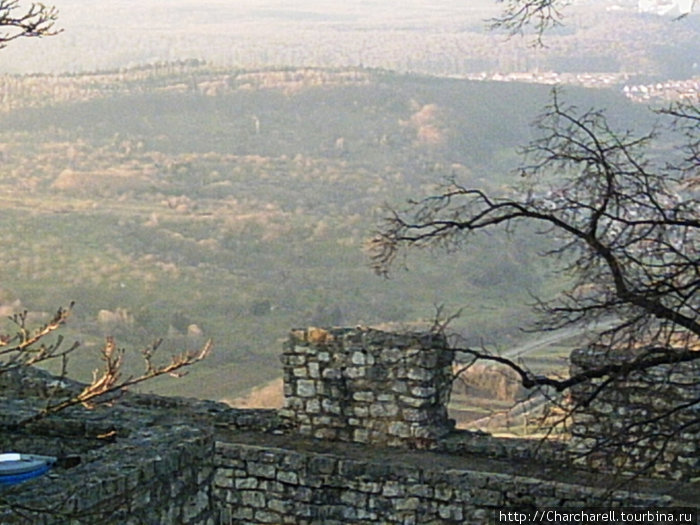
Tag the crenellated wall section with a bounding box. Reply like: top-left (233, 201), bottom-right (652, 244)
top-left (279, 327), bottom-right (454, 448)
top-left (0, 328), bottom-right (696, 524)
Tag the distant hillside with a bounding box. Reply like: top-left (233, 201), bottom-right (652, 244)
top-left (0, 66), bottom-right (652, 400)
top-left (0, 0), bottom-right (697, 80)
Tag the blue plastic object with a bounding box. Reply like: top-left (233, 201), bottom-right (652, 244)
top-left (0, 453), bottom-right (56, 486)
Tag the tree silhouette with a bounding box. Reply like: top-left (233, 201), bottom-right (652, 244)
top-left (490, 0), bottom-right (566, 41)
top-left (491, 0), bottom-right (697, 43)
top-left (0, 1), bottom-right (59, 49)
top-left (371, 89), bottom-right (699, 476)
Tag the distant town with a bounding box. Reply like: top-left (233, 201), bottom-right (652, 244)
top-left (635, 0), bottom-right (695, 17)
top-left (461, 71), bottom-right (700, 103)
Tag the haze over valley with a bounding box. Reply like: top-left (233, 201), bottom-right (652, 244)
top-left (0, 0), bottom-right (697, 413)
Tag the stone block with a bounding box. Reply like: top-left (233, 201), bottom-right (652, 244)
top-left (255, 510), bottom-right (282, 523)
top-left (293, 366), bottom-right (309, 378)
top-left (308, 362), bottom-right (320, 378)
top-left (322, 368), bottom-right (342, 379)
top-left (248, 462), bottom-right (277, 479)
top-left (434, 485), bottom-right (453, 501)
top-left (408, 367), bottom-right (434, 381)
top-left (312, 415), bottom-right (332, 426)
top-left (381, 347), bottom-right (404, 364)
top-left (234, 477), bottom-right (259, 489)
top-left (308, 455), bottom-right (337, 474)
top-left (285, 396), bottom-right (305, 410)
top-left (322, 399), bottom-right (342, 414)
top-left (313, 428), bottom-right (338, 440)
top-left (284, 355), bottom-right (307, 366)
top-left (296, 380), bottom-right (317, 397)
top-left (388, 421), bottom-right (411, 438)
top-left (382, 481), bottom-right (405, 497)
top-left (407, 484), bottom-right (433, 498)
top-left (306, 399), bottom-right (321, 414)
top-left (241, 490), bottom-right (266, 508)
top-left (358, 481), bottom-right (382, 494)
top-left (277, 470), bottom-right (299, 485)
top-left (353, 391), bottom-right (375, 402)
top-left (410, 386), bottom-right (436, 398)
top-left (395, 497), bottom-right (420, 511)
top-left (268, 498), bottom-right (289, 514)
top-left (353, 406), bottom-right (369, 417)
top-left (280, 452), bottom-right (306, 470)
top-left (391, 382), bottom-right (408, 394)
top-left (353, 428), bottom-right (370, 443)
top-left (399, 395), bottom-right (426, 408)
top-left (402, 408), bottom-right (429, 422)
top-left (231, 507), bottom-right (254, 520)
top-left (345, 366), bottom-right (366, 379)
top-left (340, 490), bottom-right (367, 507)
top-left (214, 468), bottom-right (234, 488)
top-left (369, 402), bottom-right (399, 418)
top-left (351, 351), bottom-right (367, 365)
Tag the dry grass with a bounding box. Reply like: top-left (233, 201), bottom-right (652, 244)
top-left (224, 377), bottom-right (284, 409)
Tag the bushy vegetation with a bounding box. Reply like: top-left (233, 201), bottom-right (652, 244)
top-left (0, 65), bottom-right (651, 399)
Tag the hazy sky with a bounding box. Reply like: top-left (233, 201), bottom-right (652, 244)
top-left (0, 0), bottom-right (500, 73)
top-left (0, 0), bottom-right (696, 74)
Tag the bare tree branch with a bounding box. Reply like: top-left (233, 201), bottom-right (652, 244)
top-left (16, 337), bottom-right (212, 425)
top-left (452, 343), bottom-right (698, 392)
top-left (0, 300), bottom-right (212, 428)
top-left (0, 1), bottom-right (60, 49)
top-left (371, 89), bottom-right (700, 351)
top-left (0, 303), bottom-right (79, 370)
top-left (371, 89), bottom-right (700, 471)
top-left (489, 0), bottom-right (568, 44)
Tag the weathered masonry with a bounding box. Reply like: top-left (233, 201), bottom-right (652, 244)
top-left (0, 328), bottom-right (697, 524)
top-left (570, 345), bottom-right (700, 481)
top-left (213, 436), bottom-right (678, 524)
top-left (279, 328), bottom-right (454, 448)
top-left (0, 396), bottom-right (217, 524)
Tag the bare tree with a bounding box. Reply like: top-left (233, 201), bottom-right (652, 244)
top-left (0, 304), bottom-right (212, 426)
top-left (661, 101), bottom-right (700, 180)
top-left (490, 0), bottom-right (567, 42)
top-left (0, 305), bottom-right (77, 371)
top-left (0, 0), bottom-right (60, 49)
top-left (370, 90), bottom-right (700, 475)
top-left (491, 0), bottom-right (698, 43)
top-left (372, 89), bottom-right (699, 377)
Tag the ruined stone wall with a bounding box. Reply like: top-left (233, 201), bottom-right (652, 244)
top-left (0, 396), bottom-right (218, 525)
top-left (2, 333), bottom-right (697, 523)
top-left (213, 439), bottom-right (673, 525)
top-left (279, 327), bottom-right (454, 448)
top-left (569, 346), bottom-right (700, 481)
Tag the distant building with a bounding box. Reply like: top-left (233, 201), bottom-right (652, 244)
top-left (638, 0), bottom-right (695, 16)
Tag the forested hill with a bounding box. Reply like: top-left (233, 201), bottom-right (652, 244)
top-left (0, 66), bottom-right (652, 399)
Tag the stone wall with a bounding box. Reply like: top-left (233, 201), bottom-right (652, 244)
top-left (1, 332), bottom-right (697, 523)
top-left (569, 346), bottom-right (700, 481)
top-left (213, 437), bottom-right (674, 525)
top-left (1, 401), bottom-right (684, 525)
top-left (279, 327), bottom-right (454, 448)
top-left (0, 395), bottom-right (218, 525)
